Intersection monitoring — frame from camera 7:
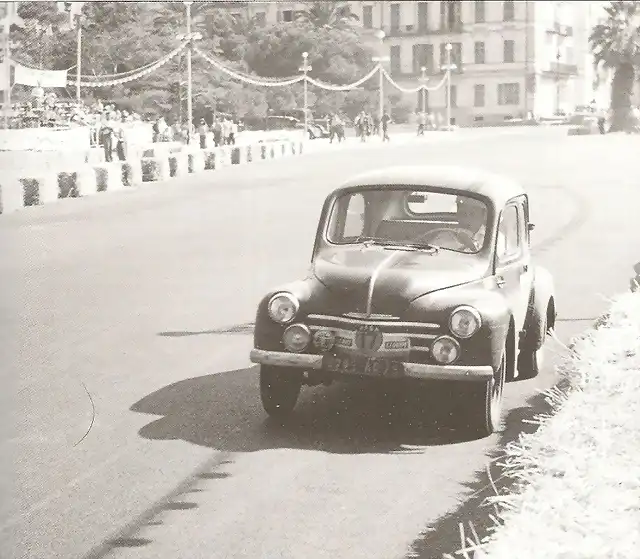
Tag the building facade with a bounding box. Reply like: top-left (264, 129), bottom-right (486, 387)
top-left (349, 1), bottom-right (600, 125)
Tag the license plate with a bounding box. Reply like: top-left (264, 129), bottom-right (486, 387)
top-left (322, 354), bottom-right (404, 378)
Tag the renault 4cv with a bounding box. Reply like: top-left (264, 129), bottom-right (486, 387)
top-left (250, 166), bottom-right (556, 438)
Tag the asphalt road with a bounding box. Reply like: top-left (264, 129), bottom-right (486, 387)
top-left (2, 128), bottom-right (639, 559)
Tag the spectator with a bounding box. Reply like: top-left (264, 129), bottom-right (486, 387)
top-left (197, 118), bottom-right (208, 149)
top-left (381, 110), bottom-right (391, 142)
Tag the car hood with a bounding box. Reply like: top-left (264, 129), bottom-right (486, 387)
top-left (312, 246), bottom-right (488, 315)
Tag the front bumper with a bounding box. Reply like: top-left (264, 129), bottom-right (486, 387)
top-left (249, 349), bottom-right (493, 382)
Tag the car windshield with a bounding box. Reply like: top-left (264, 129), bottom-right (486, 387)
top-left (326, 187), bottom-right (490, 254)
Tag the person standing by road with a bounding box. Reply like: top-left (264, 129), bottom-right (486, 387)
top-left (197, 118), bottom-right (209, 149)
top-left (99, 118), bottom-right (114, 162)
top-left (381, 110), bottom-right (391, 142)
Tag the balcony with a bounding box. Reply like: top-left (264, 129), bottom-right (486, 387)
top-left (547, 22), bottom-right (573, 36)
top-left (389, 65), bottom-right (464, 79)
top-left (543, 62), bottom-right (578, 76)
top-left (383, 22), bottom-right (464, 37)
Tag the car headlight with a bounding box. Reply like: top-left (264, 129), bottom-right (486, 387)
top-left (283, 324), bottom-right (311, 352)
top-left (449, 306), bottom-right (482, 339)
top-left (431, 336), bottom-right (460, 365)
top-left (267, 292), bottom-right (299, 324)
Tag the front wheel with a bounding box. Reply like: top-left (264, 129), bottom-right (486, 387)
top-left (260, 365), bottom-right (303, 418)
top-left (460, 351), bottom-right (506, 438)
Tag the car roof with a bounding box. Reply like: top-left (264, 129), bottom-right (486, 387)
top-left (335, 165), bottom-right (526, 206)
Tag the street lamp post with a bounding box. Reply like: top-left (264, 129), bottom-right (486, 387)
top-left (441, 43), bottom-right (457, 129)
top-left (555, 49), bottom-right (561, 114)
top-left (74, 10), bottom-right (84, 105)
top-left (184, 1), bottom-right (193, 144)
top-left (299, 51), bottom-right (312, 140)
top-left (373, 29), bottom-right (389, 139)
top-left (419, 66), bottom-right (428, 114)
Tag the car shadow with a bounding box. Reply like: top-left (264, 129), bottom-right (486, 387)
top-left (131, 366), bottom-right (493, 455)
top-left (405, 377), bottom-right (571, 559)
top-left (158, 323), bottom-right (255, 337)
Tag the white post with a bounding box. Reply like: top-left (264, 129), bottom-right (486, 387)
top-left (299, 52), bottom-right (312, 140)
top-left (441, 43), bottom-right (457, 129)
top-left (75, 14), bottom-right (81, 104)
top-left (2, 23), bottom-right (11, 128)
top-left (373, 29), bottom-right (388, 139)
top-left (185, 1), bottom-right (193, 145)
top-left (420, 66), bottom-right (427, 114)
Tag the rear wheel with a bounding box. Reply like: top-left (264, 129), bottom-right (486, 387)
top-left (260, 365), bottom-right (303, 418)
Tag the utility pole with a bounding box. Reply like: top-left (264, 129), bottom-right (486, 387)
top-left (419, 66), bottom-right (428, 114)
top-left (299, 52), bottom-right (312, 140)
top-left (373, 28), bottom-right (389, 139)
top-left (185, 1), bottom-right (193, 144)
top-left (441, 43), bottom-right (457, 129)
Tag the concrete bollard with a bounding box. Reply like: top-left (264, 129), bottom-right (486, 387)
top-left (202, 149), bottom-right (217, 170)
top-left (94, 163), bottom-right (124, 192)
top-left (0, 178), bottom-right (25, 214)
top-left (269, 143), bottom-right (277, 159)
top-left (281, 142), bottom-right (288, 156)
top-left (245, 145), bottom-right (253, 163)
top-left (121, 160), bottom-right (143, 187)
top-left (168, 153), bottom-right (189, 177)
top-left (230, 146), bottom-right (243, 165)
top-left (141, 157), bottom-right (170, 182)
top-left (299, 141), bottom-right (304, 154)
top-left (19, 175), bottom-right (58, 205)
top-left (259, 144), bottom-right (268, 160)
top-left (188, 150), bottom-right (205, 173)
top-left (76, 166), bottom-right (98, 196)
top-left (58, 172), bottom-right (77, 198)
top-left (216, 147), bottom-right (231, 167)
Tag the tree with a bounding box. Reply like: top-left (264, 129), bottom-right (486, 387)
top-left (589, 1), bottom-right (640, 131)
top-left (294, 1), bottom-right (359, 29)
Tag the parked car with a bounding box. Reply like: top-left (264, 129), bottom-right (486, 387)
top-left (250, 166), bottom-right (556, 438)
top-left (631, 262), bottom-right (640, 292)
top-left (567, 113), bottom-right (600, 135)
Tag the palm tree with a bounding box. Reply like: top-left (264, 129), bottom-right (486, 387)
top-left (589, 1), bottom-right (640, 132)
top-left (294, 1), bottom-right (359, 29)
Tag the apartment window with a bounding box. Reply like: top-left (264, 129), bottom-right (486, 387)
top-left (474, 42), bottom-right (485, 64)
top-left (412, 43), bottom-right (433, 73)
top-left (440, 42), bottom-right (462, 69)
top-left (504, 40), bottom-right (515, 63)
top-left (363, 5), bottom-right (373, 28)
top-left (450, 85), bottom-right (457, 108)
top-left (503, 0), bottom-right (515, 22)
top-left (390, 3), bottom-right (400, 31)
top-left (390, 44), bottom-right (401, 75)
top-left (498, 83), bottom-right (520, 105)
top-left (282, 9), bottom-right (293, 22)
top-left (254, 11), bottom-right (266, 26)
top-left (440, 1), bottom-right (462, 31)
top-left (475, 0), bottom-right (485, 23)
top-left (418, 2), bottom-right (428, 31)
top-left (474, 84), bottom-right (485, 107)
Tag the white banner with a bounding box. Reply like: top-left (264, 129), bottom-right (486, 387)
top-left (12, 61), bottom-right (68, 88)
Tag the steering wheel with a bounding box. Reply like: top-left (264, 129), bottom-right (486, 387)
top-left (411, 227), bottom-right (478, 252)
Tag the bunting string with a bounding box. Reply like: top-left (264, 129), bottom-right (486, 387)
top-left (67, 40), bottom-right (189, 88)
top-left (194, 46), bottom-right (304, 87)
top-left (380, 66), bottom-right (449, 94)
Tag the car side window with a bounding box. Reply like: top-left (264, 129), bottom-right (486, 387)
top-left (342, 193), bottom-right (366, 239)
top-left (497, 204), bottom-right (521, 262)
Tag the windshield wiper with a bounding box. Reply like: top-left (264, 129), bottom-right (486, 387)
top-left (380, 241), bottom-right (440, 254)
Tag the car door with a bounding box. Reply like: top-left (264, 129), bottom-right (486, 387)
top-left (494, 199), bottom-right (529, 333)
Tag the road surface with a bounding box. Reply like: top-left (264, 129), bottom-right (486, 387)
top-left (2, 128), bottom-right (638, 559)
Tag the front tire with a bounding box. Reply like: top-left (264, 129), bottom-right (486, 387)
top-left (518, 308), bottom-right (548, 380)
top-left (461, 350), bottom-right (506, 438)
top-left (260, 365), bottom-right (303, 418)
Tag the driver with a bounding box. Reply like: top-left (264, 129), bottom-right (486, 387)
top-left (456, 196), bottom-right (488, 249)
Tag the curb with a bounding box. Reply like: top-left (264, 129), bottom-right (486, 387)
top-left (0, 139), bottom-right (304, 215)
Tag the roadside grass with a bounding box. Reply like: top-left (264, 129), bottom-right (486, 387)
top-left (452, 292), bottom-right (640, 559)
